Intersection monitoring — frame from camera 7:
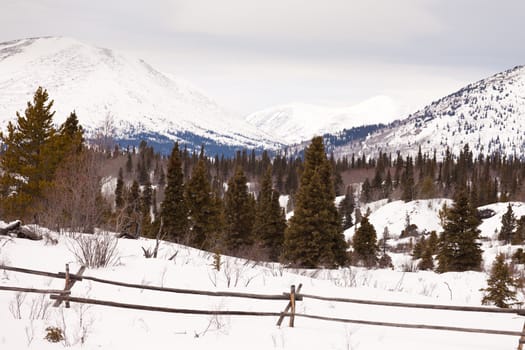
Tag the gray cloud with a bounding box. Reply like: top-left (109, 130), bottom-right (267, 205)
top-left (1, 0), bottom-right (524, 114)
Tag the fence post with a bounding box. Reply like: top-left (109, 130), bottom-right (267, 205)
top-left (289, 285), bottom-right (296, 327)
top-left (277, 283), bottom-right (302, 327)
top-left (64, 264), bottom-right (70, 308)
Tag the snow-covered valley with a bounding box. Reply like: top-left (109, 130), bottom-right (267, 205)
top-left (1, 199), bottom-right (524, 350)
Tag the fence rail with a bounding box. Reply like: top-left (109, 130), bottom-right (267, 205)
top-left (299, 292), bottom-right (525, 315)
top-left (2, 263), bottom-right (525, 346)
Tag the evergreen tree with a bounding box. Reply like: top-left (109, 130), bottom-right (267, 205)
top-left (513, 216), bottom-right (525, 245)
top-left (223, 167), bottom-right (255, 253)
top-left (418, 244), bottom-right (435, 270)
top-left (186, 155), bottom-right (217, 250)
top-left (125, 153), bottom-right (133, 174)
top-left (253, 167), bottom-right (286, 261)
top-left (338, 186), bottom-right (355, 230)
top-left (0, 87), bottom-right (60, 220)
top-left (161, 143), bottom-right (188, 242)
top-left (115, 167), bottom-right (124, 209)
top-left (481, 254), bottom-right (517, 308)
top-left (498, 203), bottom-right (516, 244)
top-left (282, 137), bottom-right (348, 268)
top-left (437, 189), bottom-right (483, 272)
top-left (352, 215), bottom-right (378, 267)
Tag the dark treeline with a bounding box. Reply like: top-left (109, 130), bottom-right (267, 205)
top-left (3, 87), bottom-right (525, 270)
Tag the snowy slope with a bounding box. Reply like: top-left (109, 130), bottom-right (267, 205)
top-left (2, 200), bottom-right (525, 349)
top-left (334, 65), bottom-right (525, 159)
top-left (245, 96), bottom-right (403, 144)
top-left (0, 37), bottom-right (281, 152)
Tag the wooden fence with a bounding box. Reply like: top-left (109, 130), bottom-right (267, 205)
top-left (1, 263), bottom-right (525, 347)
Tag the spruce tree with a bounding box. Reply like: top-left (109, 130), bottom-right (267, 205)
top-left (339, 186), bottom-right (355, 230)
top-left (437, 189), bottom-right (483, 272)
top-left (499, 203), bottom-right (516, 244)
top-left (481, 253), bottom-right (517, 308)
top-left (186, 155), bottom-right (217, 250)
top-left (115, 167), bottom-right (124, 209)
top-left (0, 87), bottom-right (59, 220)
top-left (352, 215), bottom-right (378, 267)
top-left (253, 167), bottom-right (286, 261)
top-left (282, 136), bottom-right (348, 268)
top-left (161, 143), bottom-right (188, 242)
top-left (418, 244), bottom-right (435, 270)
top-left (223, 167), bottom-right (255, 254)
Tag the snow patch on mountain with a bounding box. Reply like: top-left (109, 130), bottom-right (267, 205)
top-left (334, 65), bottom-right (525, 159)
top-left (0, 37), bottom-right (281, 151)
top-left (245, 95), bottom-right (403, 144)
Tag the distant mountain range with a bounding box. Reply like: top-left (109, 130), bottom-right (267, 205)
top-left (245, 96), bottom-right (402, 145)
top-left (333, 65), bottom-right (525, 159)
top-left (1, 37), bottom-right (524, 158)
top-left (0, 37), bottom-right (280, 155)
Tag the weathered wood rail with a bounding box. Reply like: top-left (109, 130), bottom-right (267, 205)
top-left (1, 263), bottom-right (525, 347)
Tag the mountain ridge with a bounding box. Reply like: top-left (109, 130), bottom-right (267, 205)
top-left (332, 65), bottom-right (525, 160)
top-left (0, 36), bottom-right (282, 155)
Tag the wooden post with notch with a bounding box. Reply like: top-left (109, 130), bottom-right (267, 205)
top-left (277, 283), bottom-right (302, 327)
top-left (53, 264), bottom-right (86, 308)
top-left (289, 285), bottom-right (296, 327)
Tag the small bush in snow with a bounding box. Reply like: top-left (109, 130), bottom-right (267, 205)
top-left (44, 326), bottom-right (64, 343)
top-left (68, 232), bottom-right (118, 268)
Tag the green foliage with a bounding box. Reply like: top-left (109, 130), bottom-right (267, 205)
top-left (338, 186), bottom-right (355, 230)
top-left (0, 87), bottom-right (56, 219)
top-left (418, 244), bottom-right (435, 270)
top-left (253, 167), bottom-right (286, 261)
top-left (223, 167), bottom-right (255, 253)
top-left (161, 143), bottom-right (188, 241)
top-left (481, 254), bottom-right (517, 308)
top-left (115, 167), bottom-right (124, 209)
top-left (437, 189), bottom-right (483, 272)
top-left (282, 137), bottom-right (348, 268)
top-left (186, 155), bottom-right (221, 250)
top-left (512, 248), bottom-right (525, 264)
top-left (352, 215), bottom-right (378, 267)
top-left (499, 203), bottom-right (516, 244)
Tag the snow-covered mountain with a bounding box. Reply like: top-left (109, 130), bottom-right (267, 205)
top-left (0, 37), bottom-right (282, 155)
top-left (334, 65), bottom-right (525, 159)
top-left (245, 96), bottom-right (403, 145)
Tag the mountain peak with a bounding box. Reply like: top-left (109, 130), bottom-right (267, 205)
top-left (334, 64), bottom-right (525, 160)
top-left (0, 37), bottom-right (281, 154)
top-left (245, 96), bottom-right (402, 145)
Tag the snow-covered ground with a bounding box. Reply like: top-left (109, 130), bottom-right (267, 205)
top-left (1, 199), bottom-right (525, 349)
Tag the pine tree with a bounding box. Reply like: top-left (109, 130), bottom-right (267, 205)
top-left (499, 203), bottom-right (516, 244)
top-left (161, 143), bottom-right (188, 242)
top-left (0, 87), bottom-right (60, 220)
top-left (115, 168), bottom-right (124, 209)
top-left (437, 189), bottom-right (483, 272)
top-left (338, 186), bottom-right (355, 230)
top-left (282, 137), bottom-right (348, 268)
top-left (481, 254), bottom-right (517, 308)
top-left (418, 244), bottom-right (435, 270)
top-left (253, 167), bottom-right (286, 261)
top-left (352, 215), bottom-right (379, 267)
top-left (125, 153), bottom-right (133, 174)
top-left (223, 167), bottom-right (255, 254)
top-left (186, 155), bottom-right (217, 250)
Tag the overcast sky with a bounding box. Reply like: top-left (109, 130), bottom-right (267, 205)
top-left (2, 0), bottom-right (525, 116)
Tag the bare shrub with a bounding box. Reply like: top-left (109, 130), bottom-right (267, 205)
top-left (40, 150), bottom-right (109, 234)
top-left (68, 232), bottom-right (119, 268)
top-left (9, 292), bottom-right (26, 319)
top-left (28, 294), bottom-right (52, 320)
